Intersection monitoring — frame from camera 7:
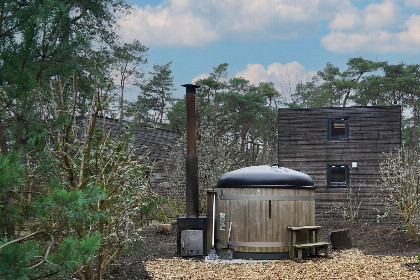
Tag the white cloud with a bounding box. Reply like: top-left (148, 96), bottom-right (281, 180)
top-left (235, 62), bottom-right (316, 101)
top-left (119, 0), bottom-right (420, 54)
top-left (329, 0), bottom-right (398, 31)
top-left (191, 61), bottom-right (315, 101)
top-left (119, 0), bottom-right (351, 46)
top-left (322, 0), bottom-right (420, 53)
top-left (322, 14), bottom-right (420, 53)
top-left (328, 8), bottom-right (359, 30)
top-left (118, 3), bottom-right (218, 46)
top-left (235, 62), bottom-right (315, 85)
top-left (321, 32), bottom-right (371, 53)
top-left (398, 15), bottom-right (420, 47)
top-left (191, 73), bottom-right (210, 84)
top-left (363, 0), bottom-right (399, 30)
top-left (403, 0), bottom-right (420, 9)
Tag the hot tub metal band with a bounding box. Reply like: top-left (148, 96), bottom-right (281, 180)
top-left (218, 195), bottom-right (314, 201)
top-left (216, 239), bottom-right (289, 248)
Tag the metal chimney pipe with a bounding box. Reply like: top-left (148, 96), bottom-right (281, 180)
top-left (182, 84), bottom-right (200, 218)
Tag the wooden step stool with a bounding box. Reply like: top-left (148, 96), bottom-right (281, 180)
top-left (287, 226), bottom-right (331, 261)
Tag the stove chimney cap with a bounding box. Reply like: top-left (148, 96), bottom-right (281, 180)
top-left (182, 84), bottom-right (200, 93)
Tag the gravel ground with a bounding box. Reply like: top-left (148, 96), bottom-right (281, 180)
top-left (145, 250), bottom-right (419, 280)
top-left (105, 221), bottom-right (420, 279)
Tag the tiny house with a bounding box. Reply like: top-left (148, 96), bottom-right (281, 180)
top-left (278, 106), bottom-right (401, 222)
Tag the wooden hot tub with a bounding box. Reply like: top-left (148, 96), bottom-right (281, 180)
top-left (213, 165), bottom-right (315, 259)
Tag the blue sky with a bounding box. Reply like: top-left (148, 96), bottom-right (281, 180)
top-left (120, 0), bottom-right (420, 99)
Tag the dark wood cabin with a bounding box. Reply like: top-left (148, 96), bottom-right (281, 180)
top-left (277, 106), bottom-right (401, 223)
top-left (91, 116), bottom-right (180, 199)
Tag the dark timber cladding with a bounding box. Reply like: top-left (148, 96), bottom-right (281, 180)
top-left (277, 106), bottom-right (401, 223)
top-left (82, 116), bottom-right (180, 199)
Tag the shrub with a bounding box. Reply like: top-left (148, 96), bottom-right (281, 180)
top-left (379, 148), bottom-right (420, 241)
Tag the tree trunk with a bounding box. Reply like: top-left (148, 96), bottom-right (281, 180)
top-left (240, 128), bottom-right (247, 154)
top-left (255, 143), bottom-right (260, 165)
top-left (342, 89), bottom-right (350, 108)
top-left (96, 200), bottom-right (106, 280)
top-left (406, 220), bottom-right (418, 242)
top-left (412, 102), bottom-right (418, 149)
top-left (120, 82), bottom-right (124, 122)
top-left (0, 2), bottom-right (4, 38)
top-left (83, 264), bottom-right (93, 280)
top-left (262, 137), bottom-right (268, 164)
top-left (159, 92), bottom-right (164, 124)
top-left (0, 117), bottom-right (8, 156)
top-left (2, 200), bottom-right (16, 239)
top-left (12, 116), bottom-right (24, 151)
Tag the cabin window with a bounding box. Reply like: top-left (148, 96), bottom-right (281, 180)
top-left (328, 118), bottom-right (348, 140)
top-left (327, 165), bottom-right (349, 187)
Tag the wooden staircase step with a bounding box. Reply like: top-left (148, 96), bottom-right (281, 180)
top-left (294, 241), bottom-right (330, 249)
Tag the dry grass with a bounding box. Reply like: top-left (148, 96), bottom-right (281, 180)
top-left (145, 249), bottom-right (419, 279)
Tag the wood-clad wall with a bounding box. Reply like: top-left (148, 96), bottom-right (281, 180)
top-left (92, 116), bottom-right (181, 199)
top-left (278, 106), bottom-right (401, 223)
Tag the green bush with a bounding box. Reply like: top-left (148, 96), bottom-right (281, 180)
top-left (0, 240), bottom-right (40, 280)
top-left (47, 233), bottom-right (102, 277)
top-left (0, 152), bottom-right (24, 238)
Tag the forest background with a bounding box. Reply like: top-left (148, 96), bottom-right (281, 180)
top-left (0, 1), bottom-right (419, 279)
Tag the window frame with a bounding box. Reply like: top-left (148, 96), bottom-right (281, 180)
top-left (327, 118), bottom-right (349, 141)
top-left (327, 165), bottom-right (349, 188)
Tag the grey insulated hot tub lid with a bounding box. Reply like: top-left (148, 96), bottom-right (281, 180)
top-left (216, 165), bottom-right (314, 189)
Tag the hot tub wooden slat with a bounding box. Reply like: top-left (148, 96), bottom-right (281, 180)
top-left (215, 187), bottom-right (315, 254)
